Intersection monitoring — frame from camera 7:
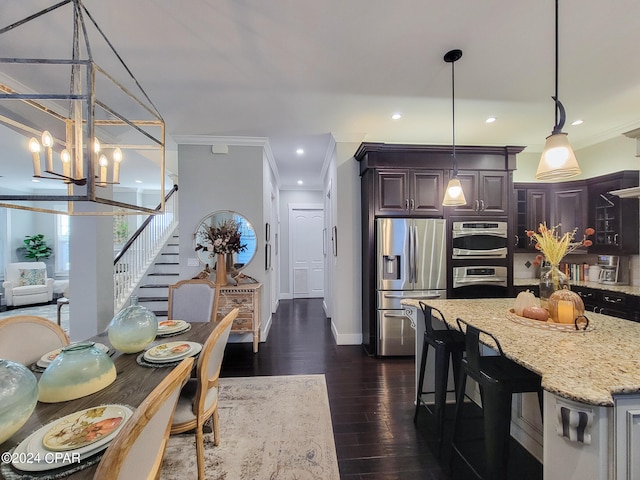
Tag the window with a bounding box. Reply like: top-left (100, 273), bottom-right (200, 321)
top-left (55, 213), bottom-right (70, 275)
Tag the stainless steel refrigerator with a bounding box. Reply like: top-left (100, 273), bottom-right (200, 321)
top-left (376, 218), bottom-right (447, 356)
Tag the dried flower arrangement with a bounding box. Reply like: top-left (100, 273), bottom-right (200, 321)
top-left (195, 219), bottom-right (248, 256)
top-left (527, 223), bottom-right (594, 266)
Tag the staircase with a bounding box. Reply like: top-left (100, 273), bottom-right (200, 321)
top-left (135, 233), bottom-right (180, 321)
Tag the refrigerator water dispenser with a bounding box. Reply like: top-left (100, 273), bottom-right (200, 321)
top-left (383, 255), bottom-right (400, 280)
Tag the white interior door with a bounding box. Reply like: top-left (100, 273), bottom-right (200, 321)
top-left (289, 205), bottom-right (324, 298)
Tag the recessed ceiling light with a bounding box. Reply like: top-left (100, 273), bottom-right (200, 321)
top-left (297, 180), bottom-right (303, 185)
top-left (571, 119), bottom-right (583, 126)
top-left (391, 113), bottom-right (402, 120)
top-left (135, 180), bottom-right (142, 183)
top-left (485, 117), bottom-right (496, 123)
top-left (296, 148), bottom-right (304, 155)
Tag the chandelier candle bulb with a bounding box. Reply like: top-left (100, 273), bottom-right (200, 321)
top-left (61, 149), bottom-right (71, 178)
top-left (112, 148), bottom-right (122, 183)
top-left (29, 137), bottom-right (41, 177)
top-left (98, 154), bottom-right (108, 185)
top-left (42, 130), bottom-right (54, 172)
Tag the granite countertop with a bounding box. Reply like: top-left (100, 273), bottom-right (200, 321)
top-left (401, 297), bottom-right (640, 406)
top-left (514, 278), bottom-right (640, 296)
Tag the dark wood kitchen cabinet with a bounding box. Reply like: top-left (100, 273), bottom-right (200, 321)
top-left (515, 180), bottom-right (588, 242)
top-left (356, 143), bottom-right (523, 355)
top-left (514, 184), bottom-right (549, 250)
top-left (376, 169), bottom-right (444, 216)
top-left (550, 183), bottom-right (588, 238)
top-left (572, 285), bottom-right (640, 322)
top-left (516, 171), bottom-right (639, 255)
top-left (450, 170), bottom-right (509, 216)
top-left (587, 171), bottom-right (639, 254)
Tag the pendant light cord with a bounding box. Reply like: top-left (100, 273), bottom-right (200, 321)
top-left (451, 57), bottom-right (457, 176)
top-left (554, 0), bottom-right (559, 129)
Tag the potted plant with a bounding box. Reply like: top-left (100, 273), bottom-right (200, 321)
top-left (22, 234), bottom-right (53, 260)
top-left (113, 215), bottom-right (130, 245)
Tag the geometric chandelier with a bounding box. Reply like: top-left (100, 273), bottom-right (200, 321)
top-left (0, 0), bottom-right (165, 215)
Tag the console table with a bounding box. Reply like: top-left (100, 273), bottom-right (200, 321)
top-left (216, 283), bottom-right (262, 353)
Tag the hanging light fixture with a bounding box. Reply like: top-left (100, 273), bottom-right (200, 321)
top-left (0, 0), bottom-right (166, 215)
top-left (535, 0), bottom-right (581, 180)
top-left (442, 49), bottom-right (467, 206)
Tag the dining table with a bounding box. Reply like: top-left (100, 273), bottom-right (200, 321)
top-left (0, 321), bottom-right (217, 480)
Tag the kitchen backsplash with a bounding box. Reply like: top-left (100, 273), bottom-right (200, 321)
top-left (513, 253), bottom-right (639, 286)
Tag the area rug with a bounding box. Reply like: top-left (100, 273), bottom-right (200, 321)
top-left (0, 303), bottom-right (68, 332)
top-left (160, 374), bottom-right (340, 480)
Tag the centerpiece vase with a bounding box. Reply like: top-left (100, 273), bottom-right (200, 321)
top-left (216, 253), bottom-right (227, 286)
top-left (108, 296), bottom-right (158, 353)
top-left (0, 359), bottom-right (38, 443)
top-left (539, 263), bottom-right (569, 310)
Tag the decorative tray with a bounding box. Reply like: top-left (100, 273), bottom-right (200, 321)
top-left (507, 309), bottom-right (594, 332)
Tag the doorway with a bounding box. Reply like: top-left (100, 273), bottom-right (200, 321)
top-left (288, 204), bottom-right (324, 299)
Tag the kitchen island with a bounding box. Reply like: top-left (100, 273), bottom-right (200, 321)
top-left (402, 297), bottom-right (640, 480)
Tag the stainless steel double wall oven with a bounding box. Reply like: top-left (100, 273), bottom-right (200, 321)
top-left (450, 220), bottom-right (509, 298)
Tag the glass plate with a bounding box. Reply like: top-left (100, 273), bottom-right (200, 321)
top-left (157, 320), bottom-right (188, 334)
top-left (12, 405), bottom-right (132, 472)
top-left (143, 341), bottom-right (202, 363)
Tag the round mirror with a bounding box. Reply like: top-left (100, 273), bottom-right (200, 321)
top-left (194, 211), bottom-right (257, 272)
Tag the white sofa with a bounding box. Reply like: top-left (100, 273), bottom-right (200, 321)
top-left (3, 262), bottom-right (54, 307)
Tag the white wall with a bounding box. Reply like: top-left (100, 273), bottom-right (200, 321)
top-left (177, 144), bottom-right (265, 281)
top-left (177, 142), bottom-right (275, 342)
top-left (327, 141), bottom-right (362, 345)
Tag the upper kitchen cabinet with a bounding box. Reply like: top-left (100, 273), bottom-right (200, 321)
top-left (550, 182), bottom-right (588, 238)
top-left (376, 169), bottom-right (444, 216)
top-left (356, 143), bottom-right (523, 219)
top-left (514, 184), bottom-right (549, 250)
top-left (449, 170), bottom-right (509, 216)
top-left (587, 171), bottom-right (639, 254)
top-left (515, 170), bottom-right (639, 255)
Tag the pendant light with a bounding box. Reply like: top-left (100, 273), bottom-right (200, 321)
top-left (535, 0), bottom-right (581, 180)
top-left (442, 49), bottom-right (467, 206)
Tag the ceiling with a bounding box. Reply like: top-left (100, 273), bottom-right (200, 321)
top-left (2, 0), bottom-right (640, 192)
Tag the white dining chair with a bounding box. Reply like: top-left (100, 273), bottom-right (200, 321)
top-left (0, 315), bottom-right (70, 365)
top-left (93, 356), bottom-right (194, 480)
top-left (167, 279), bottom-right (219, 323)
top-left (170, 308), bottom-right (238, 480)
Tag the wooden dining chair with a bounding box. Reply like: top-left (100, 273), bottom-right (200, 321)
top-left (170, 308), bottom-right (238, 480)
top-left (0, 315), bottom-right (70, 365)
top-left (93, 356), bottom-right (194, 480)
top-left (167, 279), bottom-right (219, 323)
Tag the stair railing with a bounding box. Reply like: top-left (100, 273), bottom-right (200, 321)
top-left (113, 185), bottom-right (179, 312)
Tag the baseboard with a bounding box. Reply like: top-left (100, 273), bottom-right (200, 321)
top-left (330, 319), bottom-right (361, 345)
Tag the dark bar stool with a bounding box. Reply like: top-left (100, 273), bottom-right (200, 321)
top-left (414, 301), bottom-right (466, 455)
top-left (451, 318), bottom-right (543, 480)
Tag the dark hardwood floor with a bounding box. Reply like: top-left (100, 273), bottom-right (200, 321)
top-left (220, 298), bottom-right (542, 480)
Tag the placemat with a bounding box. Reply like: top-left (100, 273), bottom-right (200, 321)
top-left (136, 352), bottom-right (200, 368)
top-left (1, 448), bottom-right (103, 480)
